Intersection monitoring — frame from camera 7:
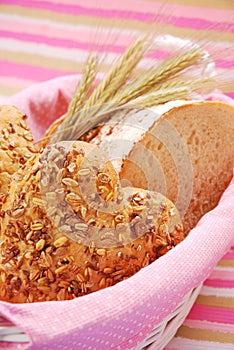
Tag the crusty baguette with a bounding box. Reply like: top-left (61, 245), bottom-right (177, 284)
top-left (0, 105), bottom-right (37, 207)
top-left (0, 141), bottom-right (183, 303)
top-left (82, 101), bottom-right (234, 235)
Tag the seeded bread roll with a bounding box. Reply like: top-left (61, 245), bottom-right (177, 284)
top-left (0, 105), bottom-right (37, 207)
top-left (0, 141), bottom-right (183, 303)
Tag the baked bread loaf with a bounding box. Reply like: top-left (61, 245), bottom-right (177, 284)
top-left (0, 105), bottom-right (37, 207)
top-left (0, 140), bottom-right (183, 303)
top-left (80, 101), bottom-right (234, 235)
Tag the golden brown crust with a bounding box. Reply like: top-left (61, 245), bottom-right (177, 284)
top-left (0, 105), bottom-right (37, 206)
top-left (0, 140), bottom-right (183, 303)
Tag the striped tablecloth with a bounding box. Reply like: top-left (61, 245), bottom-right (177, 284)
top-left (0, 1), bottom-right (234, 349)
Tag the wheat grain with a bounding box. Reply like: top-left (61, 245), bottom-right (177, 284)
top-left (76, 36), bottom-right (149, 121)
top-left (115, 48), bottom-right (204, 104)
top-left (51, 37), bottom-right (149, 142)
top-left (130, 76), bottom-right (214, 107)
top-left (59, 54), bottom-right (97, 140)
top-left (131, 87), bottom-right (189, 107)
top-left (88, 36), bottom-right (147, 105)
top-left (70, 54), bottom-right (97, 114)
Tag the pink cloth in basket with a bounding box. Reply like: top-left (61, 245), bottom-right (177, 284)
top-left (0, 77), bottom-right (234, 350)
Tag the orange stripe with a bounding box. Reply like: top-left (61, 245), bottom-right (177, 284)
top-left (218, 259), bottom-right (234, 268)
top-left (196, 295), bottom-right (234, 309)
top-left (146, 0), bottom-right (234, 10)
top-left (176, 325), bottom-right (234, 343)
top-left (0, 50), bottom-right (96, 73)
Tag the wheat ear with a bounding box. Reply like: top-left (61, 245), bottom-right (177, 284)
top-left (59, 54), bottom-right (97, 139)
top-left (77, 36), bottom-right (149, 119)
top-left (115, 48), bottom-right (205, 104)
top-left (130, 77), bottom-right (214, 107)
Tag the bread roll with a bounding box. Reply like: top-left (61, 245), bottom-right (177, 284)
top-left (81, 101), bottom-right (234, 235)
top-left (0, 140), bottom-right (183, 303)
top-left (0, 105), bottom-right (37, 207)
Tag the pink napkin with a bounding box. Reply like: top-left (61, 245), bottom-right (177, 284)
top-left (5, 74), bottom-right (102, 141)
top-left (0, 76), bottom-right (234, 350)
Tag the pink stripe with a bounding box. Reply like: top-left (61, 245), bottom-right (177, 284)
top-left (2, 0), bottom-right (234, 32)
top-left (0, 18), bottom-right (137, 48)
top-left (0, 29), bottom-right (125, 53)
top-left (204, 279), bottom-right (234, 288)
top-left (1, 30), bottom-right (233, 70)
top-left (8, 0), bottom-right (234, 23)
top-left (223, 250), bottom-right (234, 259)
top-left (0, 61), bottom-right (76, 82)
top-left (188, 304), bottom-right (234, 324)
top-left (209, 269), bottom-right (234, 281)
top-left (0, 30), bottom-right (192, 62)
top-left (184, 319), bottom-right (234, 333)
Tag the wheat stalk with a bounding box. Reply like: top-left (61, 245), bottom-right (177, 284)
top-left (75, 36), bottom-right (149, 122)
top-left (58, 54), bottom-right (97, 140)
top-left (41, 38), bottom-right (211, 145)
top-left (53, 36), bottom-right (149, 142)
top-left (131, 87), bottom-right (189, 107)
top-left (114, 48), bottom-right (205, 105)
top-left (130, 77), bottom-right (214, 107)
top-left (68, 54), bottom-right (97, 116)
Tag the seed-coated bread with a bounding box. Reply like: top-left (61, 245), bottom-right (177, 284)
top-left (0, 141), bottom-right (183, 303)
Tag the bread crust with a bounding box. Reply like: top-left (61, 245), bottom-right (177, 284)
top-left (0, 105), bottom-right (37, 207)
top-left (119, 101), bottom-right (234, 234)
top-left (43, 100), bottom-right (234, 235)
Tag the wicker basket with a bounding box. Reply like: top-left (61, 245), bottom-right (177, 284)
top-left (134, 285), bottom-right (202, 350)
top-left (0, 77), bottom-right (233, 350)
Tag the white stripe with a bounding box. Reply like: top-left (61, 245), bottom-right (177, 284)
top-left (0, 37), bottom-right (103, 63)
top-left (0, 76), bottom-right (35, 88)
top-left (214, 266), bottom-right (234, 272)
top-left (183, 320), bottom-right (234, 333)
top-left (200, 285), bottom-right (234, 298)
top-left (167, 337), bottom-right (234, 350)
top-left (0, 13), bottom-right (142, 36)
top-left (0, 37), bottom-right (179, 68)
